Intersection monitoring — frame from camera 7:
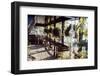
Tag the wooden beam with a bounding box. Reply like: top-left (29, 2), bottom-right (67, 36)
top-left (35, 23), bottom-right (46, 27)
top-left (46, 16), bottom-right (71, 25)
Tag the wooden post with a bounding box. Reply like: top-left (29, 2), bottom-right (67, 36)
top-left (54, 16), bottom-right (56, 57)
top-left (62, 20), bottom-right (64, 45)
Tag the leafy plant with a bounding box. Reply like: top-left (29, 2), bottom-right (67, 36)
top-left (65, 25), bottom-right (71, 36)
top-left (53, 27), bottom-right (60, 38)
top-left (44, 28), bottom-right (49, 34)
top-left (48, 27), bottom-right (53, 33)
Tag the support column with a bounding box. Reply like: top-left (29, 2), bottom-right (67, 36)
top-left (62, 20), bottom-right (64, 45)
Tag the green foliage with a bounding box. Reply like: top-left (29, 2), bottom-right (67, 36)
top-left (65, 25), bottom-right (71, 36)
top-left (44, 28), bottom-right (49, 34)
top-left (48, 27), bottom-right (53, 33)
top-left (53, 27), bottom-right (60, 37)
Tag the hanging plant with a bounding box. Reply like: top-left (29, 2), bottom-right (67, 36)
top-left (53, 27), bottom-right (60, 38)
top-left (65, 25), bottom-right (71, 36)
top-left (48, 27), bottom-right (53, 33)
top-left (44, 28), bottom-right (49, 34)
